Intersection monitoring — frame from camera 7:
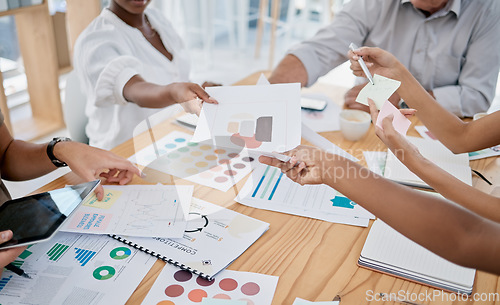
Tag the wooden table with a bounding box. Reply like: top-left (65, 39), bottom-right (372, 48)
top-left (39, 71), bottom-right (500, 305)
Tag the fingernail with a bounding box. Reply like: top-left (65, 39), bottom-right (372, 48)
top-left (1, 232), bottom-right (5, 240)
top-left (141, 172), bottom-right (147, 178)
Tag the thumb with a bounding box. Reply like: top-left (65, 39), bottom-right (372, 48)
top-left (0, 230), bottom-right (13, 243)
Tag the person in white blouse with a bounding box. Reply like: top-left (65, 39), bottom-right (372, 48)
top-left (74, 0), bottom-right (217, 150)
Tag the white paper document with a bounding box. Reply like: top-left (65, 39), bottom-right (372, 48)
top-left (141, 263), bottom-right (279, 305)
top-left (236, 164), bottom-right (374, 227)
top-left (356, 74), bottom-right (401, 109)
top-left (192, 83), bottom-right (302, 153)
top-left (0, 233), bottom-right (156, 305)
top-left (301, 123), bottom-right (359, 162)
top-left (301, 93), bottom-right (341, 132)
top-left (293, 298), bottom-right (339, 305)
top-left (61, 184), bottom-right (192, 238)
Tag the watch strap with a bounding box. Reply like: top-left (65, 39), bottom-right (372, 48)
top-left (47, 137), bottom-right (71, 167)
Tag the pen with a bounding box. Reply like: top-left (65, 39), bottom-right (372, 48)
top-left (349, 42), bottom-right (375, 85)
top-left (5, 263), bottom-right (32, 279)
top-left (472, 169), bottom-right (492, 185)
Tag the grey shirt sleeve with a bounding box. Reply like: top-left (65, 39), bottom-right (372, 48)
top-left (288, 0), bottom-right (378, 87)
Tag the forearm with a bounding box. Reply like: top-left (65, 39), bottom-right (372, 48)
top-left (404, 152), bottom-right (500, 223)
top-left (323, 155), bottom-right (500, 272)
top-left (122, 75), bottom-right (178, 108)
top-left (268, 54), bottom-right (308, 86)
top-left (1, 140), bottom-right (55, 181)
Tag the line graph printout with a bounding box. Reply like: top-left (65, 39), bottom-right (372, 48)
top-left (61, 185), bottom-right (192, 238)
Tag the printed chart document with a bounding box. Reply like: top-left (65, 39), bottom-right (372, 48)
top-left (111, 198), bottom-right (270, 280)
top-left (192, 82), bottom-right (302, 154)
top-left (129, 130), bottom-right (255, 192)
top-left (142, 264), bottom-right (278, 305)
top-left (61, 184), bottom-right (193, 238)
top-left (384, 137), bottom-right (472, 189)
top-left (236, 164), bottom-right (374, 227)
top-left (0, 232), bottom-right (156, 305)
top-left (359, 219), bottom-right (476, 294)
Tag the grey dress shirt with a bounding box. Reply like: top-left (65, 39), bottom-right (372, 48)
top-left (288, 0), bottom-right (500, 117)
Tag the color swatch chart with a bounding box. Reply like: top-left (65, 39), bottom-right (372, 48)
top-left (141, 263), bottom-right (278, 305)
top-left (129, 131), bottom-right (256, 192)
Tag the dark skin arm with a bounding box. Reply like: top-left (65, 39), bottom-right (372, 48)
top-left (0, 123), bottom-right (141, 200)
top-left (260, 148), bottom-right (500, 274)
top-left (349, 47), bottom-right (500, 152)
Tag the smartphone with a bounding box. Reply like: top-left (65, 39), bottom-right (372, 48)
top-left (301, 97), bottom-right (327, 111)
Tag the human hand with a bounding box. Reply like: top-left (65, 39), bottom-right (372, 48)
top-left (169, 82), bottom-right (218, 116)
top-left (54, 142), bottom-right (142, 200)
top-left (0, 230), bottom-right (27, 278)
top-left (348, 47), bottom-right (402, 80)
top-left (258, 146), bottom-right (331, 186)
top-left (344, 83), bottom-right (370, 112)
top-left (201, 81), bottom-right (222, 88)
top-left (368, 99), bottom-right (421, 164)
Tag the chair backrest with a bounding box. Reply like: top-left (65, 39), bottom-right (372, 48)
top-left (63, 70), bottom-right (89, 144)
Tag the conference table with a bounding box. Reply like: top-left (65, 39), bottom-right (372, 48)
top-left (40, 71), bottom-right (500, 304)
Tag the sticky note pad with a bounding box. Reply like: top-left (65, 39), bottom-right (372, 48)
top-left (356, 74), bottom-right (401, 109)
top-left (376, 100), bottom-right (412, 135)
top-left (201, 299), bottom-right (246, 305)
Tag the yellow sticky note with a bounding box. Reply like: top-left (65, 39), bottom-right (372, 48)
top-left (355, 74), bottom-right (401, 109)
top-left (83, 189), bottom-right (122, 209)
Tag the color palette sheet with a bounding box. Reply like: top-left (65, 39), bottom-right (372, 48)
top-left (141, 263), bottom-right (278, 305)
top-left (236, 164), bottom-right (374, 227)
top-left (129, 131), bottom-right (255, 192)
top-left (0, 233), bottom-right (155, 305)
top-left (61, 184), bottom-right (192, 238)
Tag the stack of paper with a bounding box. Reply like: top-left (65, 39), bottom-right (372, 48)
top-left (384, 137), bottom-right (472, 189)
top-left (359, 219), bottom-right (476, 294)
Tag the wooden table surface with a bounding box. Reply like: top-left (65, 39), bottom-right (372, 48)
top-left (38, 71), bottom-right (500, 305)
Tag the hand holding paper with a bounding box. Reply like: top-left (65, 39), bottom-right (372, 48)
top-left (355, 74), bottom-right (401, 109)
top-left (375, 100), bottom-right (412, 136)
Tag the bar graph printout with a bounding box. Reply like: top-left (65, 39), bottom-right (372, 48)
top-left (236, 164), bottom-right (374, 227)
top-left (0, 232), bottom-right (155, 305)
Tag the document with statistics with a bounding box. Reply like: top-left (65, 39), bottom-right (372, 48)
top-left (110, 198), bottom-right (270, 280)
top-left (192, 82), bottom-right (302, 154)
top-left (236, 164), bottom-right (374, 227)
top-left (61, 184), bottom-right (192, 238)
top-left (0, 232), bottom-right (156, 305)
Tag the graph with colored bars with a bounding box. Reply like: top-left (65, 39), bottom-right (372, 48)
top-left (46, 242), bottom-right (70, 261)
top-left (0, 275), bottom-right (12, 292)
top-left (74, 248), bottom-right (97, 266)
top-left (251, 166), bottom-right (284, 200)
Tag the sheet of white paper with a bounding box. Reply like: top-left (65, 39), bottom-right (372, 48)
top-left (119, 198), bottom-right (269, 279)
top-left (129, 131), bottom-right (254, 192)
top-left (363, 151), bottom-right (387, 176)
top-left (355, 74), bottom-right (401, 109)
top-left (376, 100), bottom-right (411, 135)
top-left (236, 164), bottom-right (373, 227)
top-left (61, 185), bottom-right (192, 238)
top-left (293, 298), bottom-right (340, 305)
top-left (141, 263), bottom-right (279, 305)
top-left (192, 83), bottom-right (302, 153)
top-left (301, 123), bottom-right (359, 162)
top-left (301, 93), bottom-right (341, 132)
top-left (257, 73), bottom-right (271, 85)
top-left (415, 125), bottom-right (437, 141)
top-left (0, 232), bottom-right (156, 305)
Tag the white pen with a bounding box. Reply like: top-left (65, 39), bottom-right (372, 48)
top-left (349, 42), bottom-right (374, 85)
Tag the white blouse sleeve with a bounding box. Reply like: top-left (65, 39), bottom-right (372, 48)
top-left (74, 25), bottom-right (143, 107)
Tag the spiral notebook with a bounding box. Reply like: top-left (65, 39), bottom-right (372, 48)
top-left (110, 198), bottom-right (269, 280)
top-left (358, 219), bottom-right (476, 295)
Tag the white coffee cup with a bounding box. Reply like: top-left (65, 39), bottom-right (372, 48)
top-left (339, 110), bottom-right (372, 141)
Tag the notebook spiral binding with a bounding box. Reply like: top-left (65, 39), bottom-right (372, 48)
top-left (108, 234), bottom-right (212, 281)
